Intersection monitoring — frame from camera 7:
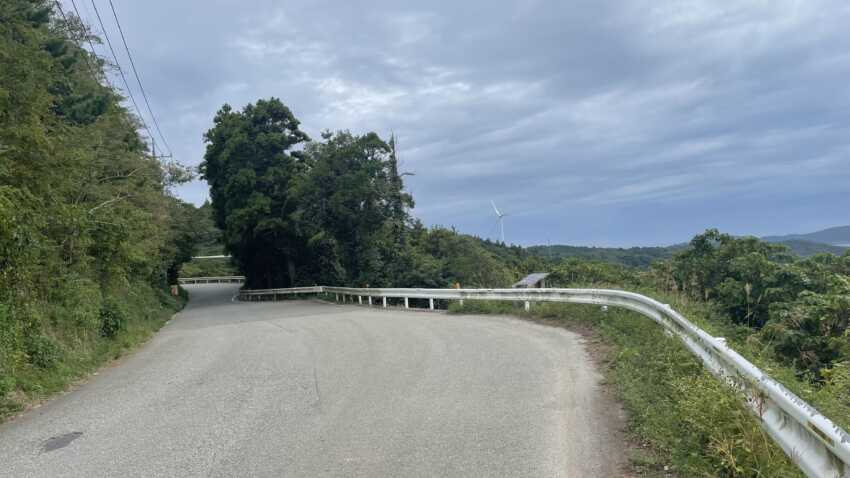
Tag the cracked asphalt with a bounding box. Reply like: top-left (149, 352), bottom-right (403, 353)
top-left (0, 283), bottom-right (626, 477)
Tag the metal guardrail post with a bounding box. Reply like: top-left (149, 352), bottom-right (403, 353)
top-left (383, 297), bottom-right (387, 308)
top-left (404, 297), bottom-right (409, 308)
top-left (429, 298), bottom-right (434, 310)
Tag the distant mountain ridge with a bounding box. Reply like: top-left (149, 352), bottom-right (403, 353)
top-left (525, 225), bottom-right (850, 267)
top-left (769, 240), bottom-right (848, 257)
top-left (763, 225), bottom-right (850, 246)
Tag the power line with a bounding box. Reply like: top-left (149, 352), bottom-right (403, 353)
top-left (87, 0), bottom-right (156, 154)
top-left (66, 0), bottom-right (108, 85)
top-left (106, 0), bottom-right (172, 157)
top-left (53, 1), bottom-right (97, 76)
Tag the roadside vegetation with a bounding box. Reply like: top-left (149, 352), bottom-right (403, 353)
top-left (179, 257), bottom-right (238, 278)
top-left (0, 2), bottom-right (202, 419)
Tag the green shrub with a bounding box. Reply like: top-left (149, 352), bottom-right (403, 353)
top-left (549, 258), bottom-right (641, 287)
top-left (99, 299), bottom-right (127, 338)
top-left (51, 278), bottom-right (103, 332)
top-left (654, 230), bottom-right (850, 379)
top-left (447, 299), bottom-right (519, 315)
top-left (0, 304), bottom-right (20, 379)
top-left (24, 333), bottom-right (61, 369)
top-left (178, 285), bottom-right (189, 303)
top-left (0, 307), bottom-right (15, 395)
top-left (179, 257), bottom-right (238, 278)
top-left (0, 372), bottom-right (13, 398)
top-left (762, 291), bottom-right (850, 379)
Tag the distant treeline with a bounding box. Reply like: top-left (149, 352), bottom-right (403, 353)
top-left (526, 239), bottom-right (847, 268)
top-left (526, 244), bottom-right (681, 268)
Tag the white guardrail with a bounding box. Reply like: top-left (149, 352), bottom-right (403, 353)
top-left (178, 276), bottom-right (245, 285)
top-left (232, 284), bottom-right (850, 477)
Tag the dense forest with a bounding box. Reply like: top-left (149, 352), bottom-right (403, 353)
top-left (0, 1), bottom-right (202, 415)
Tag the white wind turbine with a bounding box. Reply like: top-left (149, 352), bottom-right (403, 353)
top-left (491, 200), bottom-right (507, 243)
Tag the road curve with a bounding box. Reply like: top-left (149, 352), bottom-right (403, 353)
top-left (0, 284), bottom-right (627, 477)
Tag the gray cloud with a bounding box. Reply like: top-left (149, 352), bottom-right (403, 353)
top-left (75, 0), bottom-right (850, 245)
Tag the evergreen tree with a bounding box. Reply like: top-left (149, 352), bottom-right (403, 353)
top-left (201, 98), bottom-right (310, 287)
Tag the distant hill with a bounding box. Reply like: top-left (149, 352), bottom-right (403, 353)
top-left (763, 225), bottom-right (850, 247)
top-left (525, 233), bottom-right (848, 268)
top-left (771, 239), bottom-right (848, 257)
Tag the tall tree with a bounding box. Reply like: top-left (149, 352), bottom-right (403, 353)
top-left (201, 98), bottom-right (310, 288)
top-left (295, 130), bottom-right (414, 286)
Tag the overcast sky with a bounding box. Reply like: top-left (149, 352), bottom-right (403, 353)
top-left (70, 0), bottom-right (850, 246)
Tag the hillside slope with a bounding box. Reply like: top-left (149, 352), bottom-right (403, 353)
top-left (772, 239), bottom-right (848, 257)
top-left (764, 225), bottom-right (850, 246)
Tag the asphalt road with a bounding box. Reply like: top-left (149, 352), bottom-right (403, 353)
top-left (0, 284), bottom-right (627, 477)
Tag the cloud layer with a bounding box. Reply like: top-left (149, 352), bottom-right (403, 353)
top-left (82, 0), bottom-right (850, 245)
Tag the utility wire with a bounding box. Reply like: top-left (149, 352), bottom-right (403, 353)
top-left (87, 0), bottom-right (156, 153)
top-left (106, 0), bottom-right (172, 157)
top-left (53, 1), bottom-right (97, 76)
top-left (66, 0), bottom-right (109, 85)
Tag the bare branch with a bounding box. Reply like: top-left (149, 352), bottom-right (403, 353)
top-left (88, 193), bottom-right (131, 214)
top-left (97, 166), bottom-right (143, 183)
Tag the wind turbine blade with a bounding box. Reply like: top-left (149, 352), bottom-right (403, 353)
top-left (491, 200), bottom-right (502, 217)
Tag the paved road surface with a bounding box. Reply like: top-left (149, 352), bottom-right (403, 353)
top-left (0, 284), bottom-right (626, 477)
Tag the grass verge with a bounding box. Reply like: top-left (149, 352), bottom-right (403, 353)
top-left (0, 284), bottom-right (186, 422)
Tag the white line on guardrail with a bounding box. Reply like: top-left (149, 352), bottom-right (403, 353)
top-left (234, 285), bottom-right (850, 477)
